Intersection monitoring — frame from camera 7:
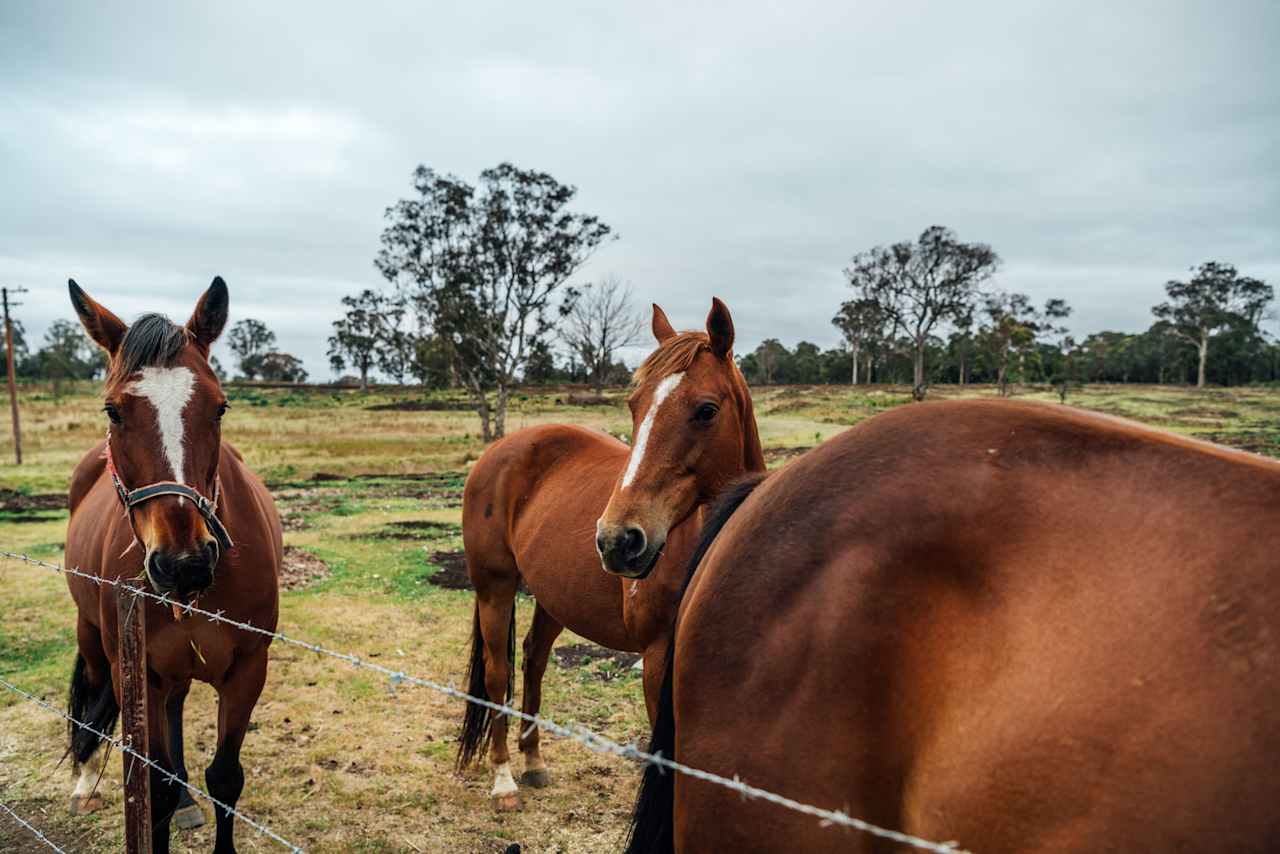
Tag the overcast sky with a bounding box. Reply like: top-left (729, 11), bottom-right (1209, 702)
top-left (2, 1), bottom-right (1277, 377)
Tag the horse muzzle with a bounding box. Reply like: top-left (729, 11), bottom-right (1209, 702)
top-left (596, 523), bottom-right (664, 579)
top-left (146, 541), bottom-right (220, 599)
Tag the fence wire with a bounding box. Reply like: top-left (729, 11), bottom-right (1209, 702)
top-left (2, 549), bottom-right (967, 854)
top-left (0, 676), bottom-right (304, 853)
top-left (0, 798), bottom-right (68, 853)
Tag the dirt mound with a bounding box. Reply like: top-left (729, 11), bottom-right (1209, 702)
top-left (363, 520), bottom-right (461, 541)
top-left (364, 399), bottom-right (474, 412)
top-left (1170, 407), bottom-right (1240, 419)
top-left (280, 546), bottom-right (331, 591)
top-left (0, 489), bottom-right (65, 514)
top-left (763, 446), bottom-right (811, 466)
top-left (425, 550), bottom-right (471, 589)
top-left (553, 643), bottom-right (641, 679)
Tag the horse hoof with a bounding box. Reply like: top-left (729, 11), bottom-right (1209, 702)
top-left (492, 792), bottom-right (522, 812)
top-left (520, 768), bottom-right (551, 789)
top-left (173, 802), bottom-right (206, 830)
top-left (69, 794), bottom-right (105, 816)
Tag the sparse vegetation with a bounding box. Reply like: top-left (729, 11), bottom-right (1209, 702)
top-left (4, 380), bottom-right (1280, 851)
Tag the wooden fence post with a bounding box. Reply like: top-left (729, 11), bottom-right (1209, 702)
top-left (117, 580), bottom-right (152, 854)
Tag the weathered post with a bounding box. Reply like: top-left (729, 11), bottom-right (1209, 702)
top-left (117, 581), bottom-right (152, 854)
top-left (1, 286), bottom-right (25, 465)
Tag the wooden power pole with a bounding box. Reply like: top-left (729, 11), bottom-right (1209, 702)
top-left (2, 286), bottom-right (25, 465)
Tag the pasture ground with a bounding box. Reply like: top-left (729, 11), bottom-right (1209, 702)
top-left (3, 380), bottom-right (1279, 852)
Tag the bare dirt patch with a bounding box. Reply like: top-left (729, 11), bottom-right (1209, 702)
top-left (553, 642), bottom-right (641, 679)
top-left (364, 399), bottom-right (474, 412)
top-left (280, 546), bottom-right (331, 591)
top-left (361, 520), bottom-right (461, 541)
top-left (1200, 430), bottom-right (1280, 457)
top-left (764, 446), bottom-right (811, 466)
top-left (425, 550), bottom-right (471, 590)
top-left (0, 489), bottom-right (65, 514)
top-left (1169, 407), bottom-right (1240, 419)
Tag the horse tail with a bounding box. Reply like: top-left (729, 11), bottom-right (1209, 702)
top-left (626, 473), bottom-right (767, 854)
top-left (66, 652), bottom-right (119, 766)
top-left (457, 597), bottom-right (517, 770)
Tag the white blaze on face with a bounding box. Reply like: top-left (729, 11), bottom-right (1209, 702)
top-left (621, 372), bottom-right (684, 489)
top-left (127, 366), bottom-right (196, 484)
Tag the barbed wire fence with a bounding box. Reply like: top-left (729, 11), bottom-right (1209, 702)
top-left (0, 549), bottom-right (968, 854)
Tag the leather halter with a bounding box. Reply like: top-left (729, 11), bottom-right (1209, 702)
top-left (104, 434), bottom-right (235, 553)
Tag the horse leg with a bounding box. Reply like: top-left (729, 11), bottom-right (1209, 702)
top-left (68, 617), bottom-right (118, 816)
top-left (517, 603), bottom-right (563, 789)
top-left (477, 580), bottom-right (520, 811)
top-left (167, 681), bottom-right (206, 830)
top-left (205, 645), bottom-right (268, 854)
top-left (641, 638), bottom-right (670, 725)
top-left (144, 679), bottom-right (180, 854)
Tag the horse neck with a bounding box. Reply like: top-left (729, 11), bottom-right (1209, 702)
top-left (737, 374), bottom-right (766, 474)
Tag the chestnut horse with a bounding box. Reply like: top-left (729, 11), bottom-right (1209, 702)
top-left (623, 400), bottom-right (1280, 853)
top-left (63, 279), bottom-right (281, 854)
top-left (457, 298), bottom-right (764, 809)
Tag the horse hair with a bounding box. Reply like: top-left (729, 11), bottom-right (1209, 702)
top-left (66, 652), bottom-right (119, 766)
top-left (625, 471), bottom-right (768, 854)
top-left (108, 313), bottom-right (191, 385)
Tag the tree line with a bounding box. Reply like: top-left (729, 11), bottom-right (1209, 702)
top-left (5, 165), bottom-right (1273, 442)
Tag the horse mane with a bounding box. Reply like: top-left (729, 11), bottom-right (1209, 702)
top-left (108, 313), bottom-right (191, 385)
top-left (625, 470), bottom-right (768, 854)
top-left (631, 332), bottom-right (711, 388)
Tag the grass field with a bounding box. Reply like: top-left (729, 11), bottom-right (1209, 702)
top-left (3, 380), bottom-right (1279, 852)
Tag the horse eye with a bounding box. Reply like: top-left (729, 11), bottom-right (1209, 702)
top-left (693, 403), bottom-right (719, 423)
top-left (103, 404), bottom-right (122, 426)
top-left (216, 402), bottom-right (229, 420)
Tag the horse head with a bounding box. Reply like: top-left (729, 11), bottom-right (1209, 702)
top-left (596, 297), bottom-right (763, 579)
top-left (70, 278), bottom-right (232, 600)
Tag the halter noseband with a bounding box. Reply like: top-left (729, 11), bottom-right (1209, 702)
top-left (104, 436), bottom-right (235, 553)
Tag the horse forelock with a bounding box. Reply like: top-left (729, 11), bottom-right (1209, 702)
top-left (107, 313), bottom-right (193, 387)
top-left (631, 332), bottom-right (711, 391)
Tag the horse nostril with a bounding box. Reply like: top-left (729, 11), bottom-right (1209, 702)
top-left (204, 540), bottom-right (220, 566)
top-left (596, 535), bottom-right (608, 555)
top-left (622, 526), bottom-right (647, 559)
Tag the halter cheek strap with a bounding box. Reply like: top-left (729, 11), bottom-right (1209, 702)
top-left (104, 437), bottom-right (235, 553)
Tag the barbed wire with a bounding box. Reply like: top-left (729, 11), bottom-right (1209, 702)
top-left (0, 799), bottom-right (68, 853)
top-left (1, 549), bottom-right (967, 853)
top-left (0, 676), bottom-right (304, 853)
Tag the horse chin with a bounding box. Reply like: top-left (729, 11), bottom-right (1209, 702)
top-left (624, 547), bottom-right (664, 581)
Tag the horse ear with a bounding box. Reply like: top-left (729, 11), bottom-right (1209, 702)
top-left (68, 279), bottom-right (127, 355)
top-left (706, 297), bottom-right (734, 358)
top-left (652, 304), bottom-right (677, 344)
top-left (187, 276), bottom-right (229, 350)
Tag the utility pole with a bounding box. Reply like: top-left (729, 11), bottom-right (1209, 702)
top-left (2, 286), bottom-right (26, 465)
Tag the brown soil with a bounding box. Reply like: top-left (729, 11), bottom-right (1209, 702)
top-left (280, 546), bottom-right (331, 591)
top-left (424, 550), bottom-right (471, 590)
top-left (1169, 407), bottom-right (1240, 419)
top-left (0, 489), bottom-right (65, 513)
top-left (363, 399), bottom-right (474, 412)
top-left (763, 446), bottom-right (811, 465)
top-left (1200, 430), bottom-right (1280, 457)
top-left (553, 643), bottom-right (641, 679)
top-left (361, 520), bottom-right (461, 541)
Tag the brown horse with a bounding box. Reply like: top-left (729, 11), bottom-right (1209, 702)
top-left (63, 279), bottom-right (281, 854)
top-left (457, 298), bottom-right (764, 809)
top-left (623, 399), bottom-right (1280, 853)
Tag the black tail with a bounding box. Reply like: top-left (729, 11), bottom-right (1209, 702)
top-left (456, 599), bottom-right (516, 770)
top-left (626, 473), bottom-right (767, 854)
top-left (67, 652), bottom-right (119, 766)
